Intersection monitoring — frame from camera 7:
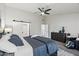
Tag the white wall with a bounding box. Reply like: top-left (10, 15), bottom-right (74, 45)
top-left (5, 6), bottom-right (42, 35)
top-left (0, 3), bottom-right (6, 28)
top-left (46, 13), bottom-right (79, 37)
top-left (2, 4), bottom-right (79, 37)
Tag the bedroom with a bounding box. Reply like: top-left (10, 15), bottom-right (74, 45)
top-left (0, 3), bottom-right (79, 56)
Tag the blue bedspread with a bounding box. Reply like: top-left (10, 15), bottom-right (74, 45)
top-left (24, 37), bottom-right (48, 56)
top-left (32, 36), bottom-right (58, 55)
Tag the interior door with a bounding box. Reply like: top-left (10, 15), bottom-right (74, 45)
top-left (41, 24), bottom-right (48, 37)
top-left (13, 22), bottom-right (30, 37)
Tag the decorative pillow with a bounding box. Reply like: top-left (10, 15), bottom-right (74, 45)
top-left (8, 34), bottom-right (24, 46)
top-left (0, 40), bottom-right (17, 53)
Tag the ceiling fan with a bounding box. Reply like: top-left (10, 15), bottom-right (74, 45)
top-left (38, 7), bottom-right (52, 15)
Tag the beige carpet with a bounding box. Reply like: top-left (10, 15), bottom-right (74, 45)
top-left (58, 48), bottom-right (75, 56)
top-left (55, 40), bottom-right (79, 56)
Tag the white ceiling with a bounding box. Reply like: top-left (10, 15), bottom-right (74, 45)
top-left (5, 3), bottom-right (79, 15)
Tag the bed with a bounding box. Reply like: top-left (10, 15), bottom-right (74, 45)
top-left (0, 34), bottom-right (33, 56)
top-left (24, 37), bottom-right (48, 56)
top-left (0, 34), bottom-right (58, 56)
top-left (24, 36), bottom-right (58, 56)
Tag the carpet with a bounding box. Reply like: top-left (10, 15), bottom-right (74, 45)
top-left (58, 48), bottom-right (75, 56)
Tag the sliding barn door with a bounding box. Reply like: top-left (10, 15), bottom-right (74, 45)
top-left (13, 22), bottom-right (30, 37)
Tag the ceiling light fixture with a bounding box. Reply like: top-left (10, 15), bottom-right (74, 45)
top-left (41, 12), bottom-right (45, 15)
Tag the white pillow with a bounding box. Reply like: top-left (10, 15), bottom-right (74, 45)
top-left (76, 38), bottom-right (79, 41)
top-left (0, 40), bottom-right (17, 53)
top-left (31, 35), bottom-right (39, 38)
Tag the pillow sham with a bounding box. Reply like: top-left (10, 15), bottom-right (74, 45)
top-left (8, 34), bottom-right (24, 46)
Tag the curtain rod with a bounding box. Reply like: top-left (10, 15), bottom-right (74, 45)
top-left (13, 20), bottom-right (31, 23)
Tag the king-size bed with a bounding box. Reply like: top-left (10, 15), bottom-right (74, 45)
top-left (0, 34), bottom-right (58, 56)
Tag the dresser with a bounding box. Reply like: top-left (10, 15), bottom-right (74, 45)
top-left (51, 32), bottom-right (67, 43)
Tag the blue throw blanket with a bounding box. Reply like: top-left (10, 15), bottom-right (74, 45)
top-left (32, 36), bottom-right (58, 55)
top-left (24, 37), bottom-right (48, 56)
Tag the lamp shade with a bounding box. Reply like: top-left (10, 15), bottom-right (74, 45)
top-left (0, 27), bottom-right (3, 33)
top-left (4, 27), bottom-right (12, 34)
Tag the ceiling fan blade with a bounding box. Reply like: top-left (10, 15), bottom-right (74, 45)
top-left (45, 12), bottom-right (50, 15)
top-left (45, 9), bottom-right (51, 12)
top-left (38, 8), bottom-right (42, 12)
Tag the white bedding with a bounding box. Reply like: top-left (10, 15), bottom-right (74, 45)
top-left (0, 34), bottom-right (33, 56)
top-left (0, 34), bottom-right (17, 53)
top-left (15, 46), bottom-right (33, 56)
top-left (0, 40), bottom-right (17, 53)
top-left (15, 35), bottom-right (33, 56)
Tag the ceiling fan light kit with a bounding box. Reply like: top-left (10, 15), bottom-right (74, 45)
top-left (38, 7), bottom-right (52, 15)
top-left (41, 12), bottom-right (45, 15)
